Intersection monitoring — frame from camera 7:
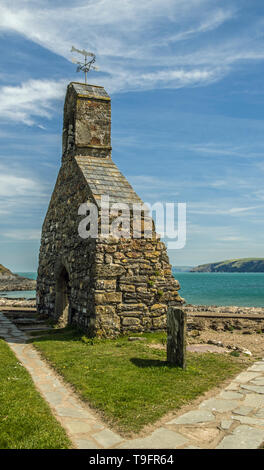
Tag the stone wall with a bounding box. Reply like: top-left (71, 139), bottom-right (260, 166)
top-left (93, 236), bottom-right (183, 336)
top-left (37, 159), bottom-right (183, 337)
top-left (37, 158), bottom-right (97, 331)
top-left (37, 82), bottom-right (183, 337)
top-left (62, 82), bottom-right (111, 160)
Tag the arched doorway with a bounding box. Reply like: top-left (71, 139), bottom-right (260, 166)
top-left (55, 266), bottom-right (70, 326)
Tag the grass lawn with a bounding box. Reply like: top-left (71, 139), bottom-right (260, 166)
top-left (0, 339), bottom-right (71, 449)
top-left (33, 328), bottom-right (250, 435)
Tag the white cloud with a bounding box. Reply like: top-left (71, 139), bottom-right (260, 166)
top-left (0, 1), bottom-right (263, 106)
top-left (189, 202), bottom-right (263, 217)
top-left (128, 175), bottom-right (181, 200)
top-left (0, 174), bottom-right (37, 197)
top-left (0, 164), bottom-right (45, 197)
top-left (0, 1), bottom-right (214, 54)
top-left (254, 190), bottom-right (264, 201)
top-left (0, 0), bottom-right (253, 95)
top-left (228, 206), bottom-right (260, 214)
top-left (186, 143), bottom-right (264, 160)
top-left (0, 163), bottom-right (48, 228)
top-left (2, 229), bottom-right (41, 240)
top-left (159, 8), bottom-right (235, 45)
top-left (0, 79), bottom-right (66, 125)
top-left (220, 236), bottom-right (246, 242)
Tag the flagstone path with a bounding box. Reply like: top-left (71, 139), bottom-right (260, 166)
top-left (1, 311), bottom-right (264, 449)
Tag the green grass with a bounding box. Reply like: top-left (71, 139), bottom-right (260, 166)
top-left (33, 328), bottom-right (249, 435)
top-left (0, 339), bottom-right (71, 449)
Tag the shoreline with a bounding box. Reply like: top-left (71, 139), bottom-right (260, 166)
top-left (0, 296), bottom-right (263, 314)
top-left (0, 276), bottom-right (36, 292)
top-left (184, 304), bottom-right (264, 315)
top-left (0, 297), bottom-right (36, 308)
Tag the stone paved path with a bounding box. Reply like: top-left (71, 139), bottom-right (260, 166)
top-left (1, 311), bottom-right (264, 449)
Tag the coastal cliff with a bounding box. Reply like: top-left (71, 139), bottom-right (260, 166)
top-left (0, 264), bottom-right (36, 291)
top-left (190, 258), bottom-right (264, 273)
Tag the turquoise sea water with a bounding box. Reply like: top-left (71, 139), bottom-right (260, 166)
top-left (172, 270), bottom-right (264, 307)
top-left (1, 271), bottom-right (264, 307)
top-left (16, 273), bottom-right (37, 280)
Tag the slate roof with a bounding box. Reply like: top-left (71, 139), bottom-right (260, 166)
top-left (75, 156), bottom-right (143, 207)
top-left (71, 82), bottom-right (110, 100)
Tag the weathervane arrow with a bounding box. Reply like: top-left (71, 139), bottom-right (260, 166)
top-left (71, 46), bottom-right (99, 84)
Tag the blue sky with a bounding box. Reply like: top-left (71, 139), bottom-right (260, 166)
top-left (0, 0), bottom-right (264, 271)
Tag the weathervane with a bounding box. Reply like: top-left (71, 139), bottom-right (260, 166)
top-left (71, 46), bottom-right (99, 84)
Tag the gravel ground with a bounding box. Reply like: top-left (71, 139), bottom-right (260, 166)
top-left (187, 329), bottom-right (264, 357)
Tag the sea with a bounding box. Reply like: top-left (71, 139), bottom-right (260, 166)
top-left (0, 270), bottom-right (264, 307)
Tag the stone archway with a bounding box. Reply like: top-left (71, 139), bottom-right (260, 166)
top-left (55, 265), bottom-right (70, 326)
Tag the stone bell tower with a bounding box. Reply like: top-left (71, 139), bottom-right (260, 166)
top-left (37, 82), bottom-right (184, 337)
top-left (62, 83), bottom-right (111, 159)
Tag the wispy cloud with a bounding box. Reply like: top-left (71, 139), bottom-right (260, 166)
top-left (229, 206), bottom-right (261, 214)
top-left (1, 229), bottom-right (41, 240)
top-left (189, 202), bottom-right (263, 217)
top-left (0, 164), bottom-right (46, 197)
top-left (0, 1), bottom-right (262, 95)
top-left (254, 190), bottom-right (264, 201)
top-left (185, 143), bottom-right (264, 160)
top-left (0, 163), bottom-right (48, 230)
top-left (159, 8), bottom-right (235, 45)
top-left (0, 79), bottom-right (66, 125)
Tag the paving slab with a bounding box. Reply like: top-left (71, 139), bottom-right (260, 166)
top-left (118, 428), bottom-right (188, 449)
top-left (92, 429), bottom-right (124, 448)
top-left (218, 391), bottom-right (244, 400)
top-left (254, 408), bottom-right (264, 418)
top-left (75, 438), bottom-right (100, 449)
top-left (179, 426), bottom-right (221, 444)
top-left (56, 406), bottom-right (94, 419)
top-left (234, 372), bottom-right (261, 383)
top-left (251, 378), bottom-right (264, 386)
top-left (41, 391), bottom-right (64, 406)
top-left (244, 393), bottom-right (264, 407)
top-left (168, 410), bottom-right (214, 425)
top-left (216, 425), bottom-right (264, 449)
top-left (199, 398), bottom-right (241, 413)
top-left (220, 420), bottom-right (233, 430)
top-left (232, 415), bottom-right (264, 426)
top-left (248, 365), bottom-right (264, 372)
top-left (232, 406), bottom-right (254, 416)
top-left (225, 382), bottom-right (240, 391)
top-left (63, 419), bottom-right (94, 434)
top-left (240, 384), bottom-right (264, 394)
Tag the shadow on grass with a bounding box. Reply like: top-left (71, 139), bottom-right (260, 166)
top-left (130, 357), bottom-right (179, 369)
top-left (27, 326), bottom-right (83, 343)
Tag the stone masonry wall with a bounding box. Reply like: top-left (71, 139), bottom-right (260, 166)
top-left (37, 158), bottom-right (97, 330)
top-left (93, 237), bottom-right (183, 336)
top-left (37, 157), bottom-right (183, 337)
top-left (62, 83), bottom-right (111, 160)
top-left (37, 82), bottom-right (183, 337)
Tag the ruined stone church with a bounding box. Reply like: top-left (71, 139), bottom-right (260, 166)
top-left (37, 82), bottom-right (183, 336)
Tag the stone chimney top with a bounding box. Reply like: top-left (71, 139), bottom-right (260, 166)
top-left (62, 82), bottom-right (111, 160)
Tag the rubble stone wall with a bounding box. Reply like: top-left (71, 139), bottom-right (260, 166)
top-left (37, 82), bottom-right (183, 337)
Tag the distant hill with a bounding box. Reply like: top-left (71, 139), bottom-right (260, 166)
top-left (172, 266), bottom-right (193, 272)
top-left (191, 258), bottom-right (264, 273)
top-left (0, 263), bottom-right (15, 278)
top-left (0, 264), bottom-right (36, 292)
